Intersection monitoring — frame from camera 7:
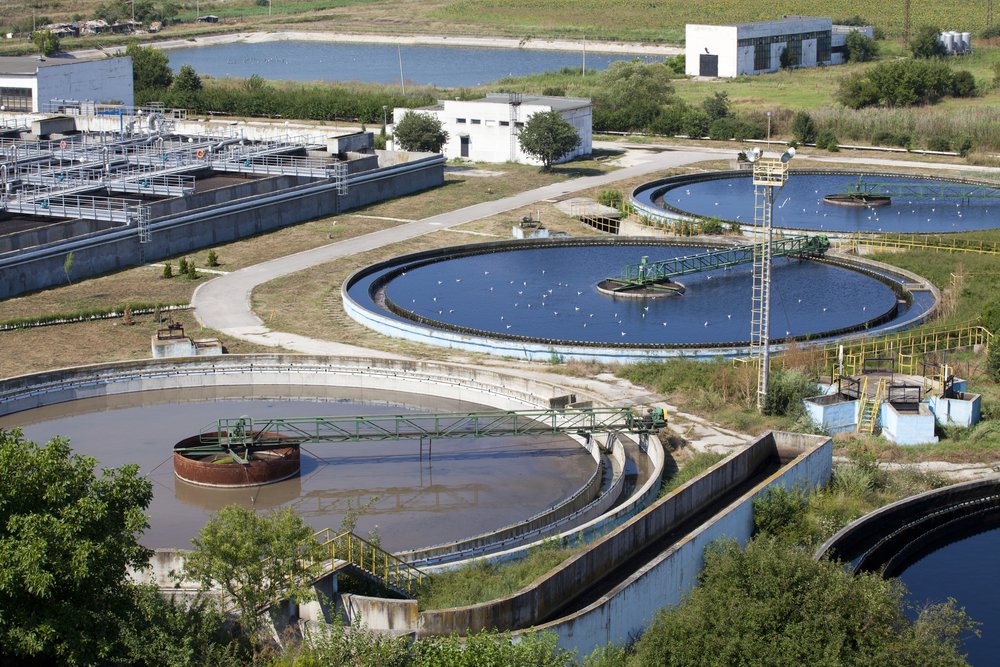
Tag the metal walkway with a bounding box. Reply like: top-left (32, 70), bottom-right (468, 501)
top-left (606, 234), bottom-right (830, 290)
top-left (179, 407), bottom-right (666, 460)
top-left (845, 177), bottom-right (1000, 200)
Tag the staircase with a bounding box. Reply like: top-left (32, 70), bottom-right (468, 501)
top-left (857, 377), bottom-right (887, 434)
top-left (311, 528), bottom-right (429, 598)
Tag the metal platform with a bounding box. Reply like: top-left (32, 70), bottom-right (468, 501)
top-left (845, 177), bottom-right (1000, 200)
top-left (607, 234), bottom-right (830, 289)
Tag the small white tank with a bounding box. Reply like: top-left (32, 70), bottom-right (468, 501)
top-left (942, 32), bottom-right (955, 53)
top-left (961, 32), bottom-right (972, 52)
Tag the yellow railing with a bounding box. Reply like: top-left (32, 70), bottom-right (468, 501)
top-left (857, 377), bottom-right (886, 434)
top-left (312, 528), bottom-right (429, 596)
top-left (820, 323), bottom-right (992, 376)
top-left (848, 233), bottom-right (1000, 256)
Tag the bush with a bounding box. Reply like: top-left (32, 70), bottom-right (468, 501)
top-left (702, 91), bottom-right (732, 121)
top-left (647, 104), bottom-right (687, 136)
top-left (872, 130), bottom-right (912, 148)
top-left (957, 136), bottom-right (975, 156)
top-left (753, 486), bottom-right (810, 538)
top-left (845, 31), bottom-right (879, 62)
top-left (911, 24), bottom-right (947, 59)
top-left (815, 128), bottom-right (839, 151)
top-left (161, 262), bottom-right (173, 279)
top-left (791, 111), bottom-right (817, 144)
top-left (699, 218), bottom-right (725, 235)
top-left (926, 135), bottom-right (952, 152)
top-left (763, 368), bottom-right (817, 417)
top-left (837, 59), bottom-right (958, 108)
top-left (951, 70), bottom-right (977, 97)
top-left (707, 117), bottom-right (739, 141)
top-left (177, 257), bottom-right (188, 275)
top-left (681, 110), bottom-right (710, 138)
top-left (394, 111), bottom-right (449, 153)
top-left (597, 189), bottom-right (624, 208)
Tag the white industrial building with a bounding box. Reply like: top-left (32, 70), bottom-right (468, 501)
top-left (686, 17), bottom-right (871, 78)
top-left (394, 94), bottom-right (592, 165)
top-left (0, 55), bottom-right (133, 113)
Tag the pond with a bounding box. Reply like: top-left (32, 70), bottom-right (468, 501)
top-left (166, 40), bottom-right (663, 87)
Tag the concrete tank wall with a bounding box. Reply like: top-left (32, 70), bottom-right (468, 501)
top-left (0, 155), bottom-right (444, 299)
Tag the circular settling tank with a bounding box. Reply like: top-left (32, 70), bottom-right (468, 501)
top-left (345, 239), bottom-right (934, 358)
top-left (632, 171), bottom-right (1000, 234)
top-left (0, 385), bottom-right (594, 551)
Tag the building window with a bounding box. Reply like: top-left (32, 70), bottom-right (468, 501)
top-left (786, 38), bottom-right (802, 66)
top-left (515, 122), bottom-right (524, 128)
top-left (471, 119), bottom-right (481, 125)
top-left (817, 33), bottom-right (832, 62)
top-left (499, 120), bottom-right (510, 126)
top-left (753, 45), bottom-right (771, 71)
top-left (456, 118), bottom-right (466, 124)
top-left (0, 87), bottom-right (32, 112)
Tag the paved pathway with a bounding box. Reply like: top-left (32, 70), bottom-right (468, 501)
top-left (192, 147), bottom-right (714, 343)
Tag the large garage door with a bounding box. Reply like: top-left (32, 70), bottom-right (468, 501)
top-left (699, 54), bottom-right (719, 77)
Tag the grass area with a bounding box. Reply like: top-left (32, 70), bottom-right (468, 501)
top-left (415, 539), bottom-right (578, 610)
top-left (0, 309), bottom-right (281, 379)
top-left (659, 451), bottom-right (726, 496)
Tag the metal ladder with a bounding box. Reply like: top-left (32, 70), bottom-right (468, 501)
top-left (857, 377), bottom-right (887, 434)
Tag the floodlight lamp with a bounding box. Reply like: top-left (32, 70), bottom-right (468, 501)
top-left (746, 147), bottom-right (761, 163)
top-left (780, 147), bottom-right (796, 163)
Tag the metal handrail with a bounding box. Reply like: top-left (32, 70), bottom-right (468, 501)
top-left (312, 528), bottom-right (429, 596)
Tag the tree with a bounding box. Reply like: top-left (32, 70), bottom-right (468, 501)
top-left (791, 111), bottom-right (817, 144)
top-left (845, 31), bottom-right (879, 62)
top-left (594, 59), bottom-right (676, 132)
top-left (517, 111), bottom-right (581, 170)
top-left (123, 41), bottom-right (173, 91)
top-left (701, 91), bottom-right (731, 121)
top-left (911, 25), bottom-right (947, 59)
top-left (172, 64), bottom-right (203, 93)
top-left (0, 430), bottom-right (154, 665)
top-left (31, 29), bottom-right (60, 57)
top-left (393, 111), bottom-right (449, 153)
top-left (629, 537), bottom-right (978, 667)
top-left (184, 506), bottom-right (322, 645)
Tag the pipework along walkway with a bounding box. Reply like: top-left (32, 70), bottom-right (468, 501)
top-left (179, 407), bottom-right (667, 461)
top-left (604, 234), bottom-right (830, 292)
top-left (845, 177), bottom-right (1000, 201)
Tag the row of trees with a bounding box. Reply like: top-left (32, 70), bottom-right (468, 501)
top-left (839, 59), bottom-right (978, 109)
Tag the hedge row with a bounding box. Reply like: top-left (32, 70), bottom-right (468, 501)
top-left (0, 302), bottom-right (190, 330)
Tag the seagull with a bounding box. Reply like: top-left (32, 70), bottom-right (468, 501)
top-left (704, 321), bottom-right (709, 326)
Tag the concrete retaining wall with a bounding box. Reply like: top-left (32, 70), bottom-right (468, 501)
top-left (414, 432), bottom-right (831, 646)
top-left (816, 478), bottom-right (1000, 574)
top-left (0, 155), bottom-right (444, 299)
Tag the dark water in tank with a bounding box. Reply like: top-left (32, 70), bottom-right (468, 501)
top-left (636, 174), bottom-right (1000, 233)
top-left (0, 386), bottom-right (592, 551)
top-left (898, 527), bottom-right (1000, 666)
top-left (351, 244), bottom-right (908, 346)
top-left (166, 41), bottom-right (662, 87)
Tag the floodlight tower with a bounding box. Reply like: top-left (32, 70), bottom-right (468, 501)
top-left (745, 145), bottom-right (795, 411)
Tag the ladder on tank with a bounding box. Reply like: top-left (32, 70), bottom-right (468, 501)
top-left (857, 376), bottom-right (887, 434)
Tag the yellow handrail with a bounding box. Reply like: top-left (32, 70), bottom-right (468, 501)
top-left (312, 529), bottom-right (429, 596)
top-left (849, 233), bottom-right (1000, 256)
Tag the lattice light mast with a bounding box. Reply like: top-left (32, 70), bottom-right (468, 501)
top-left (746, 145), bottom-right (795, 411)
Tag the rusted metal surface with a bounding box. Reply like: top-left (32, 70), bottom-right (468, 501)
top-left (173, 433), bottom-right (300, 487)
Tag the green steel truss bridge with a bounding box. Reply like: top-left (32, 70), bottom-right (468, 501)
top-left (606, 235), bottom-right (830, 291)
top-left (177, 408), bottom-right (666, 462)
top-left (844, 178), bottom-right (1000, 200)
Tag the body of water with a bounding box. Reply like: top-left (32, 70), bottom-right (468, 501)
top-left (166, 40), bottom-right (662, 87)
top-left (898, 527), bottom-right (1000, 666)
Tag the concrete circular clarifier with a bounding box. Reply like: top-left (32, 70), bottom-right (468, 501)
top-left (632, 171), bottom-right (1000, 234)
top-left (344, 238), bottom-right (936, 361)
top-left (0, 367), bottom-right (597, 552)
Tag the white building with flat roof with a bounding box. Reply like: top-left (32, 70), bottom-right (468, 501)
top-left (0, 55), bottom-right (133, 113)
top-left (686, 17), bottom-right (834, 78)
top-left (394, 93), bottom-right (592, 165)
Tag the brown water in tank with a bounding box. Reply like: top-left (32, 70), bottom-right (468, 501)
top-left (0, 385), bottom-right (593, 551)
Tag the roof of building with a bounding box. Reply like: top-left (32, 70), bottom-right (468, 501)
top-left (463, 93), bottom-right (592, 112)
top-left (0, 54), bottom-right (109, 75)
top-left (690, 16), bottom-right (831, 30)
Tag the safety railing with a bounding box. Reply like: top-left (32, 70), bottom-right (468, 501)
top-left (849, 233), bottom-right (1000, 256)
top-left (312, 528), bottom-right (429, 596)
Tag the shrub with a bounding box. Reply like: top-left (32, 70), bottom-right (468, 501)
top-left (708, 117), bottom-right (739, 141)
top-left (647, 104), bottom-right (687, 136)
top-left (911, 24), bottom-right (947, 59)
top-left (957, 136), bottom-right (975, 156)
top-left (926, 135), bottom-right (952, 152)
top-left (753, 486), bottom-right (810, 538)
top-left (951, 70), bottom-right (977, 97)
top-left (541, 86), bottom-right (565, 96)
top-left (394, 111), bottom-right (449, 153)
top-left (791, 111), bottom-right (817, 144)
top-left (597, 189), bottom-right (623, 208)
top-left (681, 110), bottom-right (710, 138)
top-left (872, 130), bottom-right (912, 148)
top-left (161, 262), bottom-right (173, 279)
top-left (815, 128), bottom-right (839, 151)
top-left (845, 31), bottom-right (879, 62)
top-left (206, 249), bottom-right (219, 267)
top-left (763, 368), bottom-right (817, 417)
top-left (702, 91), bottom-right (732, 121)
top-left (699, 218), bottom-right (725, 235)
top-left (838, 59), bottom-right (958, 108)
top-left (177, 257), bottom-right (188, 275)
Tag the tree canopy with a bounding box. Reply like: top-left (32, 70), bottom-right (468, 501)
top-left (184, 505), bottom-right (321, 643)
top-left (0, 429), bottom-right (154, 665)
top-left (628, 536), bottom-right (977, 667)
top-left (173, 65), bottom-right (203, 93)
top-left (911, 25), bottom-right (948, 59)
top-left (517, 111), bottom-right (582, 170)
top-left (31, 30), bottom-right (60, 57)
top-left (394, 111), bottom-right (449, 153)
top-left (845, 31), bottom-right (879, 62)
top-left (594, 59), bottom-right (676, 131)
top-left (123, 41), bottom-right (173, 91)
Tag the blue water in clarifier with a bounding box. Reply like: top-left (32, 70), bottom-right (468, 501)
top-left (898, 528), bottom-right (1000, 666)
top-left (353, 245), bottom-right (903, 346)
top-left (635, 174), bottom-right (1000, 233)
